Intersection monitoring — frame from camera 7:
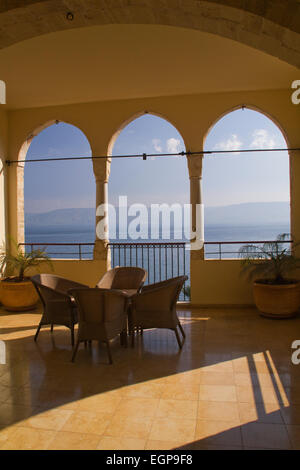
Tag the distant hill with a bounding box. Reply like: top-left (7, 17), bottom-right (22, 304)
top-left (25, 201), bottom-right (290, 231)
top-left (204, 202), bottom-right (290, 226)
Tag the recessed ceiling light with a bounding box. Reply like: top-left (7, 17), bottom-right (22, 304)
top-left (66, 12), bottom-right (74, 21)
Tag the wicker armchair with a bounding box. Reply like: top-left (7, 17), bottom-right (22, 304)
top-left (69, 288), bottom-right (129, 364)
top-left (31, 274), bottom-right (88, 346)
top-left (96, 267), bottom-right (147, 296)
top-left (129, 275), bottom-right (188, 348)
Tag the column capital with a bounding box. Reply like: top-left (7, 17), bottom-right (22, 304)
top-left (187, 154), bottom-right (203, 179)
top-left (93, 156), bottom-right (111, 183)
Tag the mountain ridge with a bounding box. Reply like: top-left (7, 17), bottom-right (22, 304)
top-left (25, 201), bottom-right (290, 228)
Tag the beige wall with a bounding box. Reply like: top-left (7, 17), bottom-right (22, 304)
top-left (5, 88), bottom-right (300, 305)
top-left (26, 260), bottom-right (107, 288)
top-left (0, 108), bottom-right (8, 247)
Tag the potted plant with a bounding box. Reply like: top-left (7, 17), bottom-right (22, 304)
top-left (0, 239), bottom-right (52, 311)
top-left (239, 233), bottom-right (300, 318)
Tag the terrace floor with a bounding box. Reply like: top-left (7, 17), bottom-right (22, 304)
top-left (0, 304), bottom-right (300, 450)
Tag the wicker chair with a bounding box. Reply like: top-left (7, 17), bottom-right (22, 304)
top-left (96, 267), bottom-right (147, 296)
top-left (31, 274), bottom-right (88, 346)
top-left (129, 275), bottom-right (188, 348)
top-left (69, 288), bottom-right (129, 364)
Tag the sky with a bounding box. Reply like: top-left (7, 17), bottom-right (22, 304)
top-left (24, 109), bottom-right (290, 213)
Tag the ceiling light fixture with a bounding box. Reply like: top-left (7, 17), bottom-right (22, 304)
top-left (66, 12), bottom-right (74, 21)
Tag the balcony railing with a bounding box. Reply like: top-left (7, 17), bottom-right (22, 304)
top-left (20, 239), bottom-right (293, 302)
top-left (204, 239), bottom-right (293, 260)
top-left (20, 241), bottom-right (190, 301)
top-left (108, 242), bottom-right (189, 300)
top-left (20, 242), bottom-right (94, 260)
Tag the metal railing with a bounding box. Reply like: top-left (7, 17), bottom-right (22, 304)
top-left (20, 241), bottom-right (189, 301)
top-left (204, 239), bottom-right (293, 260)
top-left (108, 242), bottom-right (189, 301)
top-left (20, 242), bottom-right (94, 260)
top-left (20, 239), bottom-right (293, 301)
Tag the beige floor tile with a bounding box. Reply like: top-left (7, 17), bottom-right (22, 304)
top-left (236, 385), bottom-right (280, 405)
top-left (198, 401), bottom-right (240, 423)
top-left (62, 410), bottom-right (113, 435)
top-left (200, 361), bottom-right (234, 374)
top-left (145, 439), bottom-right (187, 450)
top-left (199, 385), bottom-right (237, 402)
top-left (97, 436), bottom-right (146, 450)
top-left (238, 402), bottom-right (283, 424)
top-left (21, 408), bottom-right (73, 430)
top-left (200, 371), bottom-right (235, 386)
top-left (0, 425), bottom-right (56, 450)
top-left (156, 399), bottom-right (198, 419)
top-left (164, 372), bottom-right (201, 386)
top-left (77, 393), bottom-right (122, 413)
top-left (121, 382), bottom-right (165, 399)
top-left (161, 382), bottom-right (199, 401)
top-left (195, 420), bottom-right (242, 446)
top-left (2, 306), bottom-right (300, 451)
top-left (149, 417), bottom-right (196, 443)
top-left (47, 430), bottom-right (101, 450)
top-left (104, 415), bottom-right (153, 439)
top-left (241, 422), bottom-right (291, 449)
top-left (115, 397), bottom-right (159, 418)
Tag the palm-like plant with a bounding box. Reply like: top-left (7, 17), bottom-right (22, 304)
top-left (0, 239), bottom-right (52, 282)
top-left (239, 233), bottom-right (300, 284)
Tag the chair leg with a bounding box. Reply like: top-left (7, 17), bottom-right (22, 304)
top-left (106, 341), bottom-right (113, 364)
top-left (131, 329), bottom-right (135, 348)
top-left (50, 323), bottom-right (54, 333)
top-left (34, 321), bottom-right (43, 342)
top-left (71, 339), bottom-right (80, 362)
top-left (70, 325), bottom-right (75, 347)
top-left (123, 331), bottom-right (128, 348)
top-left (120, 330), bottom-right (127, 347)
top-left (174, 328), bottom-right (183, 349)
top-left (178, 321), bottom-right (185, 338)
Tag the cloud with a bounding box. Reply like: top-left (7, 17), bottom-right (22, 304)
top-left (152, 138), bottom-right (162, 153)
top-left (213, 134), bottom-right (242, 153)
top-left (166, 138), bottom-right (181, 154)
top-left (250, 129), bottom-right (276, 149)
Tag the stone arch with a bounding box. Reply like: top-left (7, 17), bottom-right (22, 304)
top-left (202, 104), bottom-right (292, 245)
top-left (107, 110), bottom-right (188, 161)
top-left (16, 119), bottom-right (92, 245)
top-left (203, 104), bottom-right (291, 148)
top-left (0, 1), bottom-right (299, 68)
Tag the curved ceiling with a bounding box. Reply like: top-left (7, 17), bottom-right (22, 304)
top-left (0, 24), bottom-right (298, 109)
top-left (0, 0), bottom-right (299, 68)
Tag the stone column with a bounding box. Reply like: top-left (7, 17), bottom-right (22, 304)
top-left (187, 154), bottom-right (204, 260)
top-left (0, 109), bottom-right (8, 248)
top-left (93, 157), bottom-right (111, 264)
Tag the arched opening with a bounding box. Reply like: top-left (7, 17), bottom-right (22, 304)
top-left (108, 113), bottom-right (190, 296)
top-left (23, 121), bottom-right (94, 259)
top-left (202, 107), bottom-right (290, 259)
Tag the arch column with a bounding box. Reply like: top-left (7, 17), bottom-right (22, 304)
top-left (93, 156), bottom-right (111, 267)
top-left (187, 154), bottom-right (204, 260)
top-left (0, 109), bottom-right (8, 247)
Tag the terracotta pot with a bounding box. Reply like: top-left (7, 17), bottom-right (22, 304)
top-left (253, 281), bottom-right (300, 318)
top-left (0, 279), bottom-right (38, 311)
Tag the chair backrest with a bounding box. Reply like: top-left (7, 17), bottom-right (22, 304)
top-left (97, 267), bottom-right (147, 290)
top-left (69, 288), bottom-right (127, 325)
top-left (32, 274), bottom-right (72, 293)
top-left (133, 275), bottom-right (188, 311)
top-left (31, 274), bottom-right (86, 303)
